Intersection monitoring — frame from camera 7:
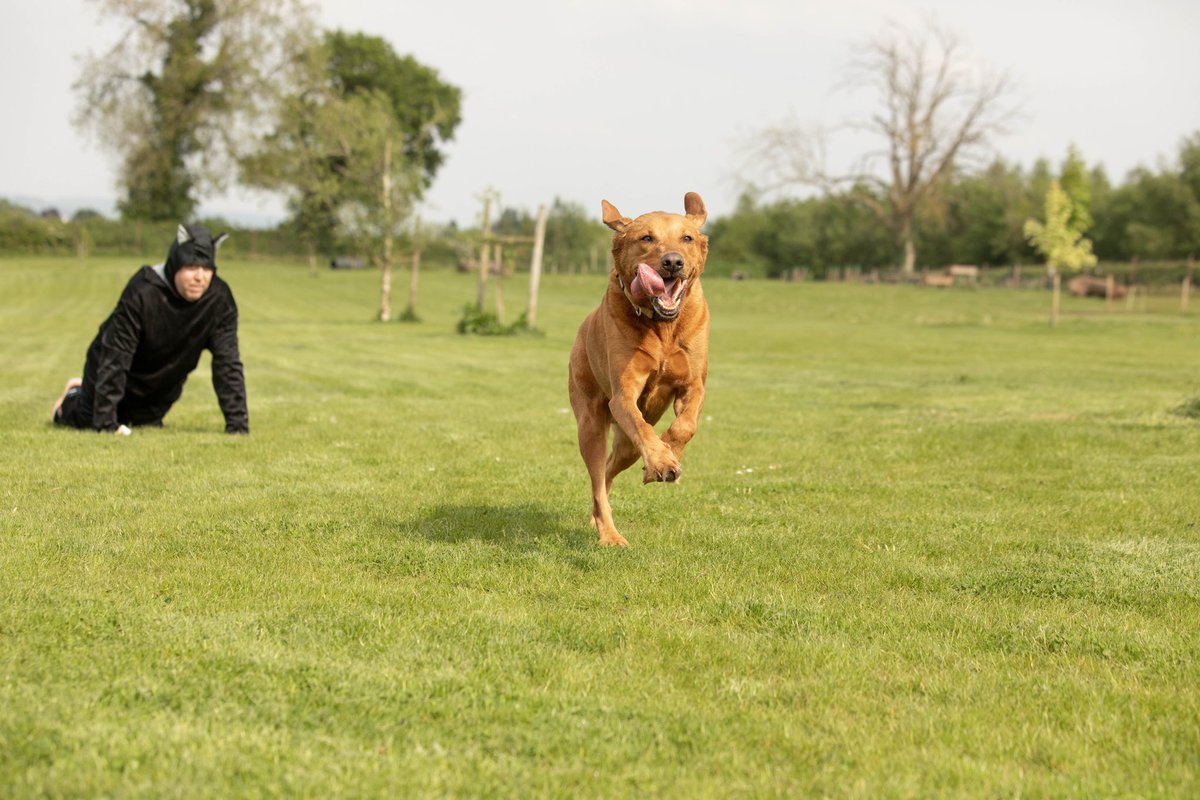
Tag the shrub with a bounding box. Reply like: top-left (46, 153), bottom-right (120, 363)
top-left (455, 305), bottom-right (539, 336)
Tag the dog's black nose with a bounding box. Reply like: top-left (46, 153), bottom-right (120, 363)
top-left (661, 252), bottom-right (685, 276)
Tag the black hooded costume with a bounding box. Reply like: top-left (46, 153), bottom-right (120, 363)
top-left (55, 223), bottom-right (249, 434)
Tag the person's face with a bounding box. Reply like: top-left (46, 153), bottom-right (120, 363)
top-left (174, 264), bottom-right (213, 302)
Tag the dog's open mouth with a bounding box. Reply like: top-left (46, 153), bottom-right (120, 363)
top-left (631, 262), bottom-right (689, 320)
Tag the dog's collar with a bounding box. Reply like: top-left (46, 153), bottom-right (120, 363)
top-left (616, 273), bottom-right (655, 318)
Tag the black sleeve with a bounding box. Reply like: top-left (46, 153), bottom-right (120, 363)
top-left (209, 296), bottom-right (249, 434)
top-left (92, 290), bottom-right (143, 432)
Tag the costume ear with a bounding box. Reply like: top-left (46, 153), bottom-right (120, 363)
top-left (601, 199), bottom-right (632, 232)
top-left (177, 224), bottom-right (192, 244)
top-left (213, 233), bottom-right (229, 250)
top-left (684, 192), bottom-right (707, 227)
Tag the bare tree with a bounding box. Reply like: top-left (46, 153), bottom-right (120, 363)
top-left (746, 21), bottom-right (1015, 274)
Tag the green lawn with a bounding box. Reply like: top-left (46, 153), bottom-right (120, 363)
top-left (2, 256), bottom-right (1198, 798)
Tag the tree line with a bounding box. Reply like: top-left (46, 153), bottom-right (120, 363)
top-left (710, 135), bottom-right (1200, 281)
top-left (0, 196), bottom-right (614, 278)
top-left (7, 8), bottom-right (1195, 282)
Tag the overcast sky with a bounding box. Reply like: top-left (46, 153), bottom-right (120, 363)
top-left (1, 0), bottom-right (1198, 227)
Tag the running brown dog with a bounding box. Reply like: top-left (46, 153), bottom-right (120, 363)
top-left (568, 192), bottom-right (710, 546)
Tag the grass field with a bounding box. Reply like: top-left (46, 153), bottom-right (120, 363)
top-left (2, 255), bottom-right (1199, 798)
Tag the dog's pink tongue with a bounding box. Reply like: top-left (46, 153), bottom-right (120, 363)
top-left (630, 262), bottom-right (666, 305)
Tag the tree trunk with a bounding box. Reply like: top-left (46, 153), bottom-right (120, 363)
top-left (902, 236), bottom-right (916, 276)
top-left (379, 137), bottom-right (393, 323)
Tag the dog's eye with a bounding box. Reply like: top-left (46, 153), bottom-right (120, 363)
top-left (682, 235), bottom-right (693, 243)
top-left (640, 235), bottom-right (654, 243)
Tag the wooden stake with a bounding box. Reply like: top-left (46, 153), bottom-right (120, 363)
top-left (493, 244), bottom-right (505, 324)
top-left (477, 194), bottom-right (493, 311)
top-left (1105, 274), bottom-right (1115, 310)
top-left (527, 204), bottom-right (547, 328)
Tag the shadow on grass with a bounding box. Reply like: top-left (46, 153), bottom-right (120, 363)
top-left (399, 502), bottom-right (590, 551)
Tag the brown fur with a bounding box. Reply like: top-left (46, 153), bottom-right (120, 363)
top-left (567, 193), bottom-right (710, 546)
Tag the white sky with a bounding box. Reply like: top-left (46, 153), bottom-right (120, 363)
top-left (1, 0), bottom-right (1198, 227)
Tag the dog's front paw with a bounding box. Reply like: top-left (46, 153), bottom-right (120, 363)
top-left (643, 444), bottom-right (682, 484)
top-left (598, 529), bottom-right (629, 547)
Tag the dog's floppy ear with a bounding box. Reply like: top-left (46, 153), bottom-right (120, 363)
top-left (601, 199), bottom-right (632, 232)
top-left (684, 192), bottom-right (707, 227)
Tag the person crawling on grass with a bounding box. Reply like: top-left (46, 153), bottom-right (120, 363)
top-left (51, 223), bottom-right (249, 436)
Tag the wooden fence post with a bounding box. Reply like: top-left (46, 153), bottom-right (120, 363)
top-left (494, 244), bottom-right (506, 324)
top-left (526, 204), bottom-right (547, 328)
top-left (477, 194), bottom-right (493, 312)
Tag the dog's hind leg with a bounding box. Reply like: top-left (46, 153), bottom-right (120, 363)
top-left (578, 413), bottom-right (627, 547)
top-left (570, 381), bottom-right (628, 547)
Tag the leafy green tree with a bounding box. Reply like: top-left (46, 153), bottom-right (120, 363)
top-left (1090, 134), bottom-right (1200, 260)
top-left (1178, 132), bottom-right (1200, 203)
top-left (544, 198), bottom-right (610, 273)
top-left (1025, 179), bottom-right (1097, 326)
top-left (1087, 165), bottom-right (1120, 258)
top-left (242, 31), bottom-right (461, 275)
top-left (74, 0), bottom-right (315, 221)
top-left (239, 47), bottom-right (351, 273)
top-left (922, 158), bottom-right (1083, 268)
top-left (1124, 171), bottom-right (1200, 258)
top-left (705, 192), bottom-right (772, 276)
top-left (707, 190), bottom-right (893, 279)
top-left (1025, 180), bottom-right (1097, 271)
top-left (748, 199), bottom-right (820, 277)
top-left (1059, 145), bottom-right (1094, 233)
top-left (494, 207), bottom-right (534, 238)
top-left (324, 31), bottom-right (462, 194)
top-left (334, 92), bottom-right (427, 320)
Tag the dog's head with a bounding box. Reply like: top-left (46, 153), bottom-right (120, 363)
top-left (601, 192), bottom-right (708, 321)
